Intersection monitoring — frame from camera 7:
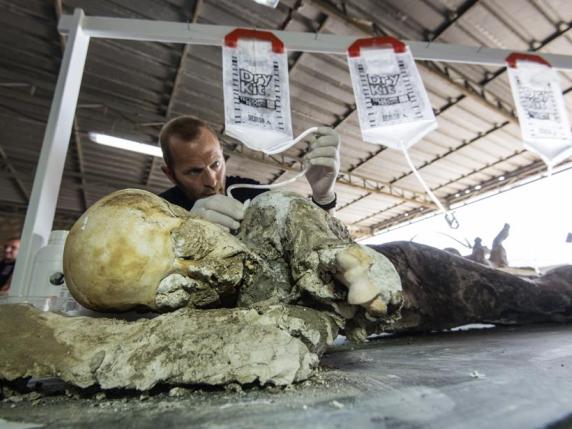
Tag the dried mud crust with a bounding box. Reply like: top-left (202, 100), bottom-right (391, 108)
top-left (0, 304), bottom-right (338, 391)
top-left (0, 366), bottom-right (360, 428)
top-left (238, 192), bottom-right (403, 336)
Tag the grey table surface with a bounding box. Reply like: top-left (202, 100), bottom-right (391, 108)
top-left (1, 323), bottom-right (571, 429)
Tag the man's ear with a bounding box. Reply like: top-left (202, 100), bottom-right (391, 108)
top-left (161, 165), bottom-right (176, 185)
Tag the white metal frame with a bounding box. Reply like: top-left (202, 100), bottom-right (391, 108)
top-left (58, 13), bottom-right (572, 69)
top-left (10, 8), bottom-right (572, 296)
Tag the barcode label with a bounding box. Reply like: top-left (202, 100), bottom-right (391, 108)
top-left (382, 112), bottom-right (402, 121)
top-left (248, 114), bottom-right (265, 124)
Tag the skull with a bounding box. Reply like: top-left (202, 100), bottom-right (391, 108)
top-left (63, 189), bottom-right (259, 312)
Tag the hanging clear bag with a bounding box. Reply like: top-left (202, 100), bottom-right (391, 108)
top-left (347, 37), bottom-right (458, 228)
top-left (222, 28), bottom-right (293, 154)
top-left (506, 53), bottom-right (572, 170)
top-left (347, 36), bottom-right (437, 149)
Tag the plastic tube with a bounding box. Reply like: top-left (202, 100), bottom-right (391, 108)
top-left (401, 146), bottom-right (459, 229)
top-left (226, 127), bottom-right (319, 200)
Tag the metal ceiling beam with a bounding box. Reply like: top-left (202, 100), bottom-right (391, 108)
top-left (0, 99), bottom-right (48, 126)
top-left (434, 151), bottom-right (526, 196)
top-left (354, 206), bottom-right (433, 240)
top-left (389, 120), bottom-right (511, 185)
top-left (336, 192), bottom-right (370, 211)
top-left (426, 0), bottom-right (481, 41)
top-left (449, 160), bottom-right (572, 207)
top-left (280, 0), bottom-right (303, 30)
top-left (352, 150), bottom-right (526, 234)
top-left (347, 145), bottom-right (385, 173)
top-left (0, 82), bottom-right (36, 95)
top-left (0, 201), bottom-right (82, 227)
top-left (144, 0), bottom-right (203, 187)
top-left (0, 156), bottom-right (171, 194)
top-left (350, 200), bottom-right (407, 226)
top-left (347, 224), bottom-right (373, 237)
top-left (0, 145), bottom-right (29, 202)
top-left (478, 19), bottom-right (572, 86)
top-left (336, 172), bottom-right (434, 208)
top-left (423, 61), bottom-right (515, 120)
top-left (0, 168), bottom-right (128, 194)
top-left (359, 158), bottom-right (572, 238)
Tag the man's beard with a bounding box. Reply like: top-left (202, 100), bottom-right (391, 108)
top-left (174, 175), bottom-right (226, 200)
top-left (207, 176), bottom-right (225, 196)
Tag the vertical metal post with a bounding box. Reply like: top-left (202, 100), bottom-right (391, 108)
top-left (10, 9), bottom-right (90, 297)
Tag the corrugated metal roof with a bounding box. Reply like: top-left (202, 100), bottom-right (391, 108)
top-left (1, 0), bottom-right (571, 243)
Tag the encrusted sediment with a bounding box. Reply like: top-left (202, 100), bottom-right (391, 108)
top-left (0, 304), bottom-right (338, 390)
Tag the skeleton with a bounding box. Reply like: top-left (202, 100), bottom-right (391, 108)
top-left (64, 189), bottom-right (403, 330)
top-left (2, 190), bottom-right (571, 390)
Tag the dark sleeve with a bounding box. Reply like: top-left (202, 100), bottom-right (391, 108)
top-left (0, 261), bottom-right (14, 290)
top-left (158, 187), bottom-right (196, 211)
top-left (311, 194), bottom-right (337, 211)
top-left (226, 176), bottom-right (268, 204)
top-left (227, 176), bottom-right (336, 210)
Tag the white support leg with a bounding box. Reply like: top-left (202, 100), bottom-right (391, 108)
top-left (9, 9), bottom-right (90, 297)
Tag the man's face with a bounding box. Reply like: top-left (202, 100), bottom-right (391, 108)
top-left (163, 128), bottom-right (227, 202)
top-left (3, 239), bottom-right (19, 262)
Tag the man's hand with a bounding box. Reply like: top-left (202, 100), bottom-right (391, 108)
top-left (304, 127), bottom-right (340, 205)
top-left (190, 195), bottom-right (245, 232)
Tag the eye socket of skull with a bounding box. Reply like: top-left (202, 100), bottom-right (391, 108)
top-left (63, 189), bottom-right (184, 312)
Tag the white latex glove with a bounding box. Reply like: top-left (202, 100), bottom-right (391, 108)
top-left (190, 195), bottom-right (245, 232)
top-left (304, 127), bottom-right (340, 205)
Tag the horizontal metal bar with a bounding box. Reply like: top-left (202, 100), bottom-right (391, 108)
top-left (58, 12), bottom-right (572, 71)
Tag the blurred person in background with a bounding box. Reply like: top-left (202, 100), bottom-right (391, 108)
top-left (0, 237), bottom-right (20, 294)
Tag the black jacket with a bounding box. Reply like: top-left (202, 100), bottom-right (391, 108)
top-left (159, 176), bottom-right (268, 211)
